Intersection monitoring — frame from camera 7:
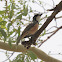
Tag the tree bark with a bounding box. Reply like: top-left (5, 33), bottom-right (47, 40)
top-left (0, 42), bottom-right (62, 62)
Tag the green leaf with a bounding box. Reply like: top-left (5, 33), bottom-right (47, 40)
top-left (0, 20), bottom-right (7, 29)
top-left (12, 41), bottom-right (16, 43)
top-left (28, 51), bottom-right (37, 60)
top-left (1, 25), bottom-right (6, 29)
top-left (8, 31), bottom-right (13, 37)
top-left (7, 23), bottom-right (12, 33)
top-left (16, 14), bottom-right (22, 20)
top-left (11, 2), bottom-right (16, 10)
top-left (26, 58), bottom-right (29, 62)
top-left (40, 60), bottom-right (43, 62)
top-left (0, 11), bottom-right (5, 14)
top-left (8, 38), bottom-right (12, 47)
top-left (9, 10), bottom-right (14, 19)
top-left (3, 15), bottom-right (8, 19)
top-left (17, 11), bottom-right (21, 14)
top-left (17, 26), bottom-right (20, 36)
top-left (7, 5), bottom-right (10, 10)
top-left (30, 7), bottom-right (32, 12)
top-left (17, 59), bottom-right (22, 62)
top-left (42, 30), bottom-right (46, 36)
top-left (0, 28), bottom-right (7, 41)
top-left (23, 5), bottom-right (28, 16)
top-left (0, 17), bottom-right (3, 22)
top-left (0, 21), bottom-right (7, 26)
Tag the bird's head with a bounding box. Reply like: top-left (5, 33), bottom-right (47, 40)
top-left (33, 13), bottom-right (42, 22)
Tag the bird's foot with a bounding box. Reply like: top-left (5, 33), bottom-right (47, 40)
top-left (21, 41), bottom-right (31, 49)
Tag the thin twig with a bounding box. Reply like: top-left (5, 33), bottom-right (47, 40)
top-left (2, 52), bottom-right (14, 62)
top-left (46, 26), bottom-right (58, 32)
top-left (52, 0), bottom-right (55, 7)
top-left (56, 16), bottom-right (62, 19)
top-left (45, 31), bottom-right (54, 34)
top-left (41, 15), bottom-right (62, 21)
top-left (35, 1), bottom-right (46, 12)
top-left (39, 26), bottom-right (62, 47)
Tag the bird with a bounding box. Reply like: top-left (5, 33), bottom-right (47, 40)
top-left (16, 13), bottom-right (42, 45)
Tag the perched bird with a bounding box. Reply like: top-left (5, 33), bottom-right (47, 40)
top-left (16, 13), bottom-right (42, 45)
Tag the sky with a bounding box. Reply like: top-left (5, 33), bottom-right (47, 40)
top-left (0, 0), bottom-right (62, 62)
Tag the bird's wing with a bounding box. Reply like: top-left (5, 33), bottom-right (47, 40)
top-left (22, 22), bottom-right (36, 34)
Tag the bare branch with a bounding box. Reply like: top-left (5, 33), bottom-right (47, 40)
top-left (39, 26), bottom-right (62, 47)
top-left (47, 1), bottom-right (62, 11)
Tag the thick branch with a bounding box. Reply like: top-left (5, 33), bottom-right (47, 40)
top-left (0, 41), bottom-right (27, 52)
top-left (30, 47), bottom-right (62, 62)
top-left (0, 42), bottom-right (62, 62)
top-left (29, 1), bottom-right (62, 44)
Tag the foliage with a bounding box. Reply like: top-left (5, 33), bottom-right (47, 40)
top-left (0, 0), bottom-right (62, 62)
top-left (0, 0), bottom-right (31, 43)
top-left (0, 0), bottom-right (46, 46)
top-left (0, 0), bottom-right (44, 62)
top-left (11, 51), bottom-right (37, 62)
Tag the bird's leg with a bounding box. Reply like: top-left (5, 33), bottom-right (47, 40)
top-left (30, 36), bottom-right (36, 45)
top-left (21, 35), bottom-right (36, 49)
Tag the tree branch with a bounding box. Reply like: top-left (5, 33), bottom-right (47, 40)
top-left (30, 1), bottom-right (62, 44)
top-left (30, 47), bottom-right (62, 62)
top-left (39, 26), bottom-right (62, 47)
top-left (0, 42), bottom-right (62, 62)
top-left (22, 1), bottom-right (62, 47)
top-left (21, 1), bottom-right (62, 49)
top-left (0, 1), bottom-right (62, 62)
